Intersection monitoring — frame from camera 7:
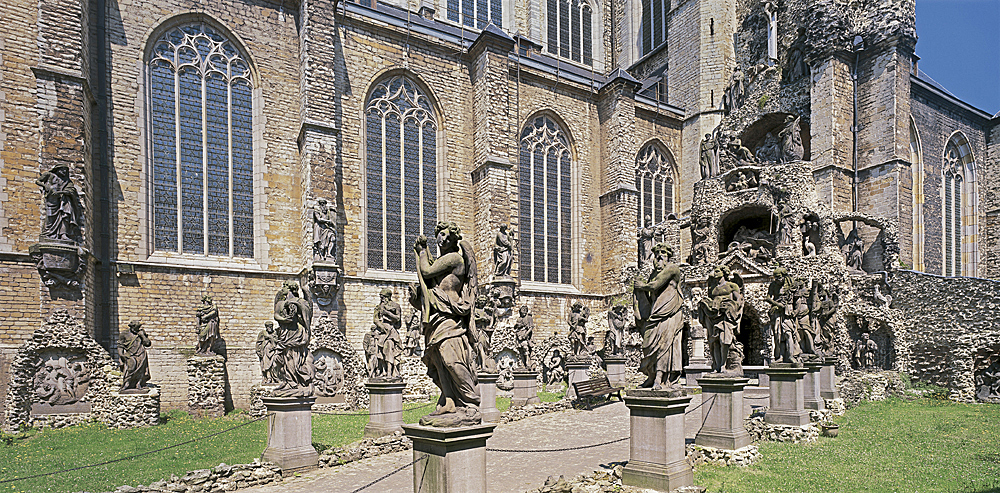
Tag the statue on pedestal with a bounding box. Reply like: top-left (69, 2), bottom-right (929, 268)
top-left (473, 295), bottom-right (497, 373)
top-left (119, 321), bottom-right (152, 393)
top-left (312, 198), bottom-right (337, 261)
top-left (605, 305), bottom-right (629, 355)
top-left (633, 243), bottom-right (685, 389)
top-left (699, 266), bottom-right (745, 374)
top-left (842, 227), bottom-right (865, 273)
top-left (256, 321), bottom-right (280, 383)
top-left (36, 164), bottom-right (82, 244)
top-left (765, 267), bottom-right (800, 364)
top-left (195, 296), bottom-right (220, 356)
top-left (370, 288), bottom-right (403, 380)
top-left (852, 332), bottom-right (878, 369)
top-left (514, 305), bottom-right (535, 369)
top-left (272, 281), bottom-right (314, 397)
top-left (568, 302), bottom-right (590, 360)
top-left (410, 222), bottom-right (481, 427)
top-left (493, 225), bottom-right (512, 278)
top-left (700, 134), bottom-right (718, 179)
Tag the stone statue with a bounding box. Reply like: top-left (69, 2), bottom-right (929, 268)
top-left (975, 360), bottom-right (1000, 402)
top-left (195, 296), bottom-right (220, 356)
top-left (312, 198), bottom-right (337, 261)
top-left (313, 356), bottom-right (344, 397)
top-left (638, 215), bottom-right (656, 267)
top-left (119, 321), bottom-right (152, 393)
top-left (788, 47), bottom-right (806, 80)
top-left (777, 203), bottom-right (796, 246)
top-left (757, 132), bottom-right (781, 163)
top-left (568, 301), bottom-right (589, 360)
top-left (514, 305), bottom-right (535, 369)
top-left (472, 294), bottom-right (497, 373)
top-left (842, 227), bottom-right (865, 273)
top-left (700, 134), bottom-right (717, 179)
top-left (633, 243), bottom-right (685, 389)
top-left (605, 305), bottom-right (629, 355)
top-left (731, 67), bottom-right (746, 108)
top-left (691, 216), bottom-right (713, 265)
top-left (34, 354), bottom-right (91, 406)
top-left (494, 225), bottom-right (513, 278)
top-left (363, 325), bottom-right (378, 378)
top-left (371, 288), bottom-right (403, 380)
top-left (729, 139), bottom-right (756, 166)
top-left (543, 348), bottom-right (565, 386)
top-left (36, 164), bottom-right (82, 244)
top-left (815, 283), bottom-right (839, 354)
top-left (765, 1), bottom-right (778, 61)
top-left (256, 321), bottom-right (280, 384)
top-left (800, 216), bottom-right (819, 257)
top-left (778, 115), bottom-right (804, 162)
top-left (699, 266), bottom-right (744, 374)
top-left (404, 311), bottom-right (422, 357)
top-left (794, 280), bottom-right (821, 358)
top-left (410, 221), bottom-right (481, 427)
top-left (852, 332), bottom-right (878, 369)
top-left (765, 267), bottom-right (799, 364)
top-left (272, 281), bottom-right (314, 397)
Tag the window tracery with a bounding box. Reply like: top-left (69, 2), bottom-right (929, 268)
top-left (519, 116), bottom-right (572, 284)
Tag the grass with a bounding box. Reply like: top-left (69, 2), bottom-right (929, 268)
top-left (695, 398), bottom-right (1000, 493)
top-left (496, 390), bottom-right (566, 412)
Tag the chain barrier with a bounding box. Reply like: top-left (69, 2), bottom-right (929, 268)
top-left (486, 436), bottom-right (629, 453)
top-left (311, 401), bottom-right (435, 417)
top-left (684, 393), bottom-right (714, 415)
top-left (0, 413), bottom-right (273, 485)
top-left (349, 455), bottom-right (426, 493)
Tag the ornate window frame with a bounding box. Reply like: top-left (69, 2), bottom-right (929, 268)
top-left (941, 131), bottom-right (978, 277)
top-left (545, 0), bottom-right (601, 68)
top-left (635, 140), bottom-right (677, 227)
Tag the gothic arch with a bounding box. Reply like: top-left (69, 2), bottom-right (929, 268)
top-left (634, 139), bottom-right (678, 227)
top-left (941, 131), bottom-right (979, 277)
top-left (910, 118), bottom-right (924, 272)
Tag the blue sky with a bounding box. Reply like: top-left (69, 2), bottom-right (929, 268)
top-left (915, 0), bottom-right (1000, 115)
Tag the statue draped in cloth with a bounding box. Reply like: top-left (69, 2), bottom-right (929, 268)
top-left (699, 266), bottom-right (745, 375)
top-left (410, 222), bottom-right (481, 427)
top-left (633, 243), bottom-right (685, 389)
top-left (119, 321), bottom-right (152, 393)
top-left (273, 281), bottom-right (314, 397)
top-left (493, 225), bottom-right (513, 278)
top-left (195, 296), bottom-right (220, 356)
top-left (36, 164), bottom-right (82, 243)
top-left (371, 287), bottom-right (403, 379)
top-left (256, 321), bottom-right (280, 383)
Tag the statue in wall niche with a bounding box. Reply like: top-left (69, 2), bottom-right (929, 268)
top-left (975, 359), bottom-right (1000, 402)
top-left (34, 354), bottom-right (91, 406)
top-left (699, 266), bottom-right (745, 374)
top-left (852, 332), bottom-right (878, 369)
top-left (700, 134), bottom-right (717, 179)
top-left (514, 305), bottom-right (536, 369)
top-left (842, 227), bottom-right (865, 273)
top-left (638, 215), bottom-right (656, 267)
top-left (728, 139), bottom-right (757, 166)
top-left (472, 295), bottom-right (498, 373)
top-left (777, 203), bottom-right (797, 246)
top-left (568, 301), bottom-right (590, 360)
top-left (732, 226), bottom-right (775, 264)
top-left (726, 170), bottom-right (759, 193)
top-left (404, 311), bottom-right (423, 357)
top-left (272, 281), bottom-right (314, 397)
top-left (119, 321), bottom-right (152, 393)
top-left (756, 132), bottom-right (781, 163)
top-left (312, 198), bottom-right (337, 261)
top-left (605, 305), bottom-right (630, 355)
top-left (787, 46), bottom-right (806, 81)
top-left (195, 296), bottom-right (220, 356)
top-left (633, 243), bottom-right (685, 389)
top-left (543, 348), bottom-right (566, 386)
top-left (778, 115), bottom-right (804, 162)
top-left (800, 216), bottom-right (820, 257)
top-left (494, 225), bottom-right (513, 278)
top-left (256, 321), bottom-right (280, 384)
top-left (370, 288), bottom-right (403, 380)
top-left (410, 221), bottom-right (482, 426)
top-left (36, 164), bottom-right (82, 244)
top-left (691, 216), bottom-right (714, 265)
top-left (765, 267), bottom-right (799, 364)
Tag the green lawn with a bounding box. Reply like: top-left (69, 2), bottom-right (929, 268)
top-left (496, 390), bottom-right (566, 412)
top-left (695, 398), bottom-right (1000, 493)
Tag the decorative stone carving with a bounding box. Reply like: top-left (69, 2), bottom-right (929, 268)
top-left (778, 115), bottom-right (804, 162)
top-left (777, 203), bottom-right (797, 246)
top-left (756, 132), bottom-right (781, 163)
top-left (764, 1), bottom-right (778, 61)
top-left (568, 301), bottom-right (590, 360)
top-left (726, 170), bottom-right (759, 192)
top-left (272, 281), bottom-right (314, 397)
top-left (311, 198), bottom-right (337, 261)
top-left (473, 295), bottom-right (498, 373)
top-left (542, 347), bottom-right (567, 387)
top-left (33, 352), bottom-right (91, 406)
top-left (367, 288), bottom-right (403, 380)
top-left (493, 225), bottom-right (512, 278)
top-left (256, 321), bottom-right (280, 384)
top-left (36, 164), bottom-right (83, 244)
top-left (700, 134), bottom-right (719, 179)
top-left (514, 305), bottom-right (535, 369)
top-left (633, 243), bottom-right (685, 389)
top-left (605, 305), bottom-right (630, 356)
top-left (29, 242), bottom-right (87, 290)
top-left (409, 221), bottom-right (482, 427)
top-left (841, 227), bottom-right (865, 273)
top-left (638, 215), bottom-right (656, 267)
top-left (119, 321), bottom-right (152, 393)
top-left (852, 333), bottom-right (878, 370)
top-left (800, 214), bottom-right (820, 257)
top-left (195, 296), bottom-right (220, 356)
top-left (728, 139), bottom-right (757, 167)
top-left (814, 283), bottom-right (839, 355)
top-left (404, 311), bottom-right (423, 357)
top-left (691, 216), bottom-right (714, 266)
top-left (313, 350), bottom-right (346, 397)
top-left (731, 225), bottom-right (774, 264)
top-left (698, 266), bottom-right (745, 375)
top-left (309, 266), bottom-right (342, 308)
top-left (309, 317), bottom-right (364, 407)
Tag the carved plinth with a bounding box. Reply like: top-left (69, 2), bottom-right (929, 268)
top-left (695, 376), bottom-right (752, 451)
top-left (187, 354), bottom-right (226, 418)
top-left (803, 362), bottom-right (825, 411)
top-left (566, 361), bottom-right (591, 400)
top-left (309, 263), bottom-right (342, 314)
top-left (763, 365), bottom-right (810, 426)
top-left (477, 373), bottom-right (500, 423)
top-left (364, 380), bottom-right (406, 437)
top-left (511, 370), bottom-right (540, 406)
top-left (622, 389), bottom-right (694, 492)
top-left (261, 396), bottom-right (318, 474)
top-left (403, 423), bottom-right (496, 493)
top-left (604, 356), bottom-right (627, 389)
top-left (820, 357), bottom-right (840, 400)
top-left (29, 241), bottom-right (87, 291)
top-left (684, 363), bottom-right (713, 386)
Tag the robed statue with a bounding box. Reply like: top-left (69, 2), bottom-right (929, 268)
top-left (633, 243), bottom-right (685, 389)
top-left (410, 222), bottom-right (482, 427)
top-left (195, 296), bottom-right (220, 356)
top-left (272, 281), bottom-right (314, 397)
top-left (371, 287), bottom-right (403, 379)
top-left (36, 164), bottom-right (82, 243)
top-left (699, 266), bottom-right (745, 374)
top-left (514, 305), bottom-right (535, 369)
top-left (256, 321), bottom-right (280, 383)
top-left (494, 225), bottom-right (513, 278)
top-left (312, 198), bottom-right (337, 261)
top-left (119, 321), bottom-right (152, 393)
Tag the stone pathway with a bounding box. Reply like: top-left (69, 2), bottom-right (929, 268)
top-left (241, 401), bottom-right (631, 493)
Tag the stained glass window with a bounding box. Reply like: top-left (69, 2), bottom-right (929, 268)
top-left (446, 0), bottom-right (502, 29)
top-left (366, 76), bottom-right (438, 272)
top-left (546, 0), bottom-right (594, 66)
top-left (641, 0), bottom-right (669, 56)
top-left (519, 116), bottom-right (572, 284)
top-left (635, 143), bottom-right (675, 227)
top-left (942, 133), bottom-right (975, 277)
top-left (148, 22), bottom-right (254, 257)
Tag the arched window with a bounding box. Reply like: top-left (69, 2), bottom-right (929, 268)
top-left (365, 75), bottom-right (438, 273)
top-left (942, 133), bottom-right (977, 277)
top-left (910, 119), bottom-right (924, 272)
top-left (518, 116), bottom-right (572, 284)
top-left (447, 0), bottom-right (502, 29)
top-left (640, 0), bottom-right (669, 56)
top-left (635, 142), bottom-right (675, 226)
top-left (546, 0), bottom-right (594, 66)
top-left (148, 22), bottom-right (255, 257)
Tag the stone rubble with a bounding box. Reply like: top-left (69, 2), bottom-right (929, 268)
top-left (186, 355), bottom-right (226, 418)
top-left (745, 413), bottom-right (820, 444)
top-left (499, 399), bottom-right (573, 424)
top-left (838, 370), bottom-right (906, 405)
top-left (686, 444), bottom-right (761, 467)
top-left (524, 465), bottom-right (706, 493)
top-left (317, 430), bottom-right (412, 467)
top-left (87, 460), bottom-right (282, 493)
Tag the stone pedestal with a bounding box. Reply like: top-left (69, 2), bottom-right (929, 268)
top-left (695, 376), bottom-right (751, 451)
top-left (820, 357), bottom-right (840, 400)
top-left (262, 396), bottom-right (318, 473)
top-left (566, 360), bottom-right (592, 400)
top-left (763, 365), bottom-right (810, 426)
top-left (803, 362), bottom-right (825, 411)
top-left (684, 363), bottom-right (713, 386)
top-left (622, 389), bottom-right (694, 492)
top-left (364, 380), bottom-right (406, 437)
top-left (403, 423), bottom-right (496, 493)
top-left (511, 370), bottom-right (541, 406)
top-left (604, 356), bottom-right (627, 388)
top-left (187, 354), bottom-right (226, 418)
top-left (477, 372), bottom-right (500, 423)
top-left (107, 388), bottom-right (161, 429)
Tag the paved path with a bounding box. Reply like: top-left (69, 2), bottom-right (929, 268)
top-left (242, 402), bottom-right (631, 493)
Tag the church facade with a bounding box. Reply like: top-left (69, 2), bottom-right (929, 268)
top-left (0, 0), bottom-right (997, 411)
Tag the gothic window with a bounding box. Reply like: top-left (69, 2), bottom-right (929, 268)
top-left (635, 143), bottom-right (675, 226)
top-left (546, 0), bottom-right (594, 66)
top-left (910, 119), bottom-right (924, 272)
top-left (447, 0), bottom-right (502, 29)
top-left (148, 22), bottom-right (254, 257)
top-left (519, 116), bottom-right (572, 284)
top-left (640, 0), bottom-right (669, 56)
top-left (365, 75), bottom-right (438, 273)
top-left (942, 133), bottom-right (976, 277)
